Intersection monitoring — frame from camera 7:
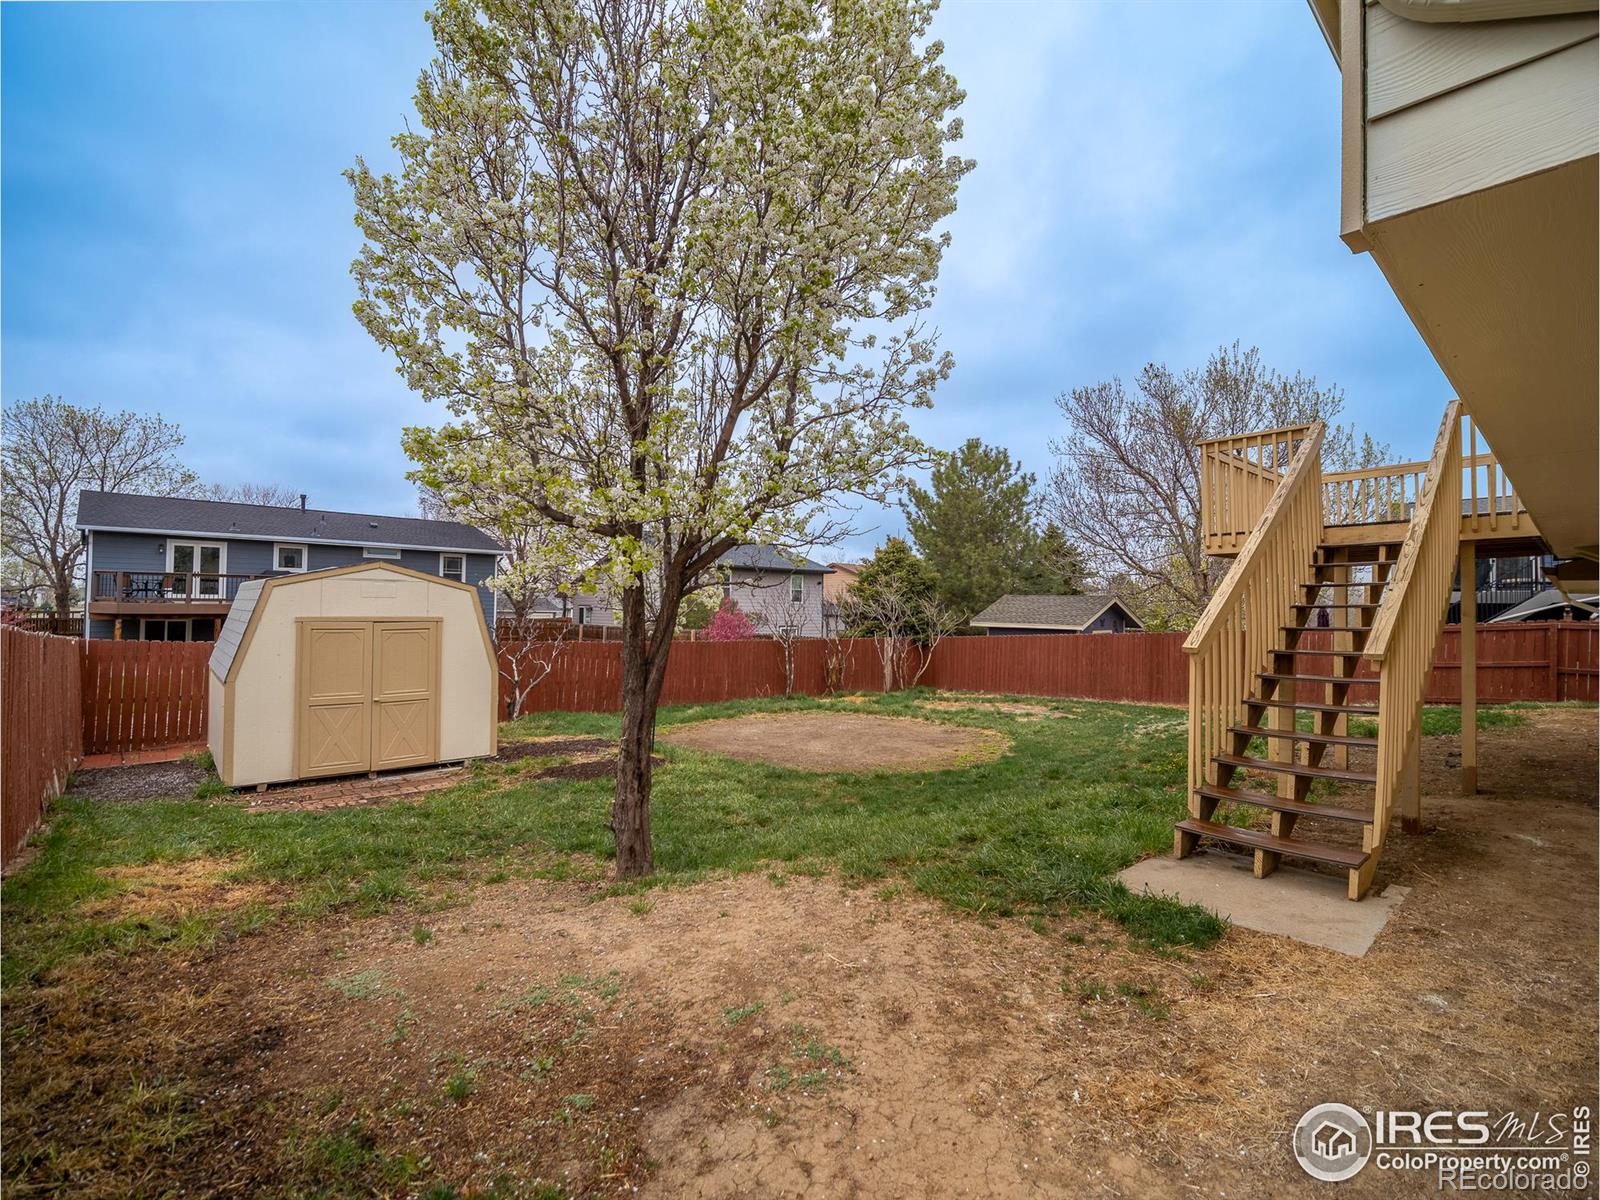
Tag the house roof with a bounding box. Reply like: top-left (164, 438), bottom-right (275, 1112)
top-left (1484, 587), bottom-right (1598, 624)
top-left (77, 490), bottom-right (503, 554)
top-left (717, 545), bottom-right (833, 574)
top-left (969, 592), bottom-right (1143, 631)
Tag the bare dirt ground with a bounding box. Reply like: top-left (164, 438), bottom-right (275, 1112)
top-left (5, 710), bottom-right (1595, 1198)
top-left (658, 711), bottom-right (1010, 772)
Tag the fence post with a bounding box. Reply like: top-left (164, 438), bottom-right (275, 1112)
top-left (1548, 624), bottom-right (1560, 701)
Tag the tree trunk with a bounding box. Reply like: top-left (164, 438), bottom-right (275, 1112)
top-left (52, 566), bottom-right (75, 616)
top-left (611, 575), bottom-right (683, 879)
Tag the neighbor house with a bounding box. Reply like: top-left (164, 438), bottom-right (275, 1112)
top-left (77, 490), bottom-right (502, 641)
top-left (969, 593), bottom-right (1143, 636)
top-left (545, 545), bottom-right (835, 637)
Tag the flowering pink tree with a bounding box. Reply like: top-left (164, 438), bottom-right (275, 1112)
top-left (702, 598), bottom-right (756, 642)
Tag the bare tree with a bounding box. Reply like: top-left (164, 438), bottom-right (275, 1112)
top-left (1046, 343), bottom-right (1390, 629)
top-left (906, 594), bottom-right (963, 689)
top-left (747, 579), bottom-right (812, 696)
top-left (497, 612), bottom-right (575, 719)
top-left (197, 482), bottom-right (304, 507)
top-left (838, 585), bottom-right (915, 694)
top-left (2, 396), bottom-right (197, 612)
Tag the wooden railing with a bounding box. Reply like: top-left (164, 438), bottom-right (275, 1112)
top-left (1320, 411), bottom-right (1524, 532)
top-left (1321, 460), bottom-right (1426, 526)
top-left (1184, 422), bottom-right (1325, 796)
top-left (1358, 401), bottom-right (1464, 898)
top-left (1461, 412), bottom-right (1526, 534)
top-left (90, 570), bottom-right (262, 606)
top-left (1197, 424), bottom-right (1314, 555)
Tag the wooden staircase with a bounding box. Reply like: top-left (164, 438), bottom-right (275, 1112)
top-left (1178, 403), bottom-right (1469, 900)
top-left (1175, 542), bottom-right (1398, 888)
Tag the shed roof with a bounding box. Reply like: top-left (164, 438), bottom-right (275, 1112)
top-left (969, 593), bottom-right (1142, 631)
top-left (77, 490), bottom-right (503, 554)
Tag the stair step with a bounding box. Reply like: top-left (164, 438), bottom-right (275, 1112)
top-left (1213, 752), bottom-right (1378, 784)
top-left (1282, 624), bottom-right (1372, 634)
top-left (1292, 602), bottom-right (1378, 611)
top-left (1273, 647), bottom-right (1368, 659)
top-left (1260, 672), bottom-right (1376, 686)
top-left (1197, 784), bottom-right (1374, 824)
top-left (1252, 698), bottom-right (1379, 716)
top-left (1175, 818), bottom-right (1369, 869)
top-left (1313, 562), bottom-right (1393, 576)
top-left (1303, 581), bottom-right (1388, 592)
top-left (1228, 724), bottom-right (1378, 749)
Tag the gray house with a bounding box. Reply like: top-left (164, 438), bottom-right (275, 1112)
top-left (715, 545), bottom-right (834, 637)
top-left (545, 545), bottom-right (835, 637)
top-left (969, 593), bottom-right (1143, 636)
top-left (76, 490), bottom-right (502, 641)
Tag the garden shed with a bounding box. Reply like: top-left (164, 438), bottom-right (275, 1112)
top-left (207, 562), bottom-right (497, 788)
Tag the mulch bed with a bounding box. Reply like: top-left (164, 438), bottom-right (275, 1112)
top-left (67, 760), bottom-right (207, 804)
top-left (494, 736), bottom-right (613, 763)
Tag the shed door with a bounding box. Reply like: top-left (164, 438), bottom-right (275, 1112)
top-left (298, 622), bottom-right (373, 777)
top-left (371, 622), bottom-right (437, 770)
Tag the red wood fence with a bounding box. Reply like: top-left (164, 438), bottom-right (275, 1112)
top-left (79, 641), bottom-right (213, 756)
top-left (499, 622), bottom-right (1597, 716)
top-left (2, 629), bottom-right (83, 867)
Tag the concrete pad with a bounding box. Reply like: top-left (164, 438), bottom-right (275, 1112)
top-left (1118, 850), bottom-right (1410, 957)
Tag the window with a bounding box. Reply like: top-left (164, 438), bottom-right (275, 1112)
top-left (167, 541), bottom-right (226, 597)
top-left (440, 553), bottom-right (466, 582)
top-left (274, 543), bottom-right (307, 573)
top-left (362, 547), bottom-right (402, 560)
top-left (722, 581), bottom-right (733, 600)
top-left (789, 573), bottom-right (803, 603)
top-left (140, 618), bottom-right (190, 642)
top-left (576, 606), bottom-right (591, 625)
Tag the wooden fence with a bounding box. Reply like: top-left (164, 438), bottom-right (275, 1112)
top-left (79, 641), bottom-right (213, 756)
top-left (499, 621), bottom-right (1598, 716)
top-left (2, 629), bottom-right (83, 868)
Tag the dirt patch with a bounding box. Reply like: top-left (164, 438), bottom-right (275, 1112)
top-left (660, 712), bottom-right (1009, 773)
top-left (81, 857), bottom-right (277, 920)
top-left (68, 760), bottom-right (206, 804)
top-left (921, 699), bottom-right (1067, 720)
top-left (495, 736), bottom-right (615, 763)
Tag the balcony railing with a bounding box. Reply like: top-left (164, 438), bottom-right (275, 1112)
top-left (90, 570), bottom-right (264, 606)
top-left (1201, 410), bottom-right (1530, 552)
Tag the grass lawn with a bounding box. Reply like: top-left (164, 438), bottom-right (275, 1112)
top-left (1, 691), bottom-right (1560, 992)
top-left (2, 693), bottom-right (1590, 1200)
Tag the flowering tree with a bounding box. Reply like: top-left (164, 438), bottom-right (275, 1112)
top-left (347, 0), bottom-right (970, 876)
top-left (702, 598), bottom-right (756, 642)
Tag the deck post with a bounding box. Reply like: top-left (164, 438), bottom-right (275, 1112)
top-left (1460, 543), bottom-right (1477, 794)
top-left (1398, 716), bottom-right (1423, 833)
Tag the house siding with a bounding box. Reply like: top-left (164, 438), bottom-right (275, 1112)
top-left (548, 567), bottom-right (831, 636)
top-left (85, 531), bottom-right (498, 636)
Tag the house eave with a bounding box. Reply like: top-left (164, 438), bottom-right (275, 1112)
top-left (74, 522), bottom-right (505, 557)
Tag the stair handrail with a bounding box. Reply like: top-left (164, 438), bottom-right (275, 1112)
top-left (1184, 421), bottom-right (1325, 795)
top-left (1361, 401), bottom-right (1463, 861)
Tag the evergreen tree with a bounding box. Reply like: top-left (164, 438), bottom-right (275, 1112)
top-left (902, 438), bottom-right (1042, 617)
top-left (1018, 523), bottom-right (1087, 595)
top-left (844, 538), bottom-right (938, 640)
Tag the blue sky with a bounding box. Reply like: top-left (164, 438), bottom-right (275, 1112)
top-left (2, 1), bottom-right (1451, 560)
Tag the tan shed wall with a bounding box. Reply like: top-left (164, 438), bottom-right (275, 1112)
top-left (225, 567), bottom-right (495, 787)
top-left (207, 672), bottom-right (227, 782)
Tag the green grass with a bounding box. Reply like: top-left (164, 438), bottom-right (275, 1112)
top-left (17, 687), bottom-right (1428, 985)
